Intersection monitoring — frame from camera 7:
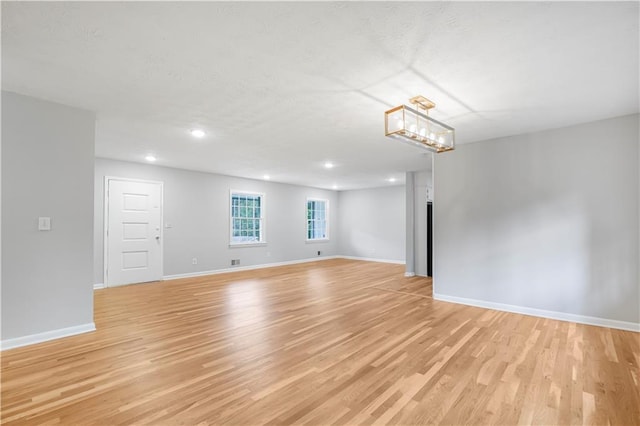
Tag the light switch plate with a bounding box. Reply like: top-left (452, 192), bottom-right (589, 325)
top-left (38, 217), bottom-right (51, 231)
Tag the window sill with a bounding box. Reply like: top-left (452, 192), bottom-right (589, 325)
top-left (305, 239), bottom-right (330, 244)
top-left (229, 242), bottom-right (267, 248)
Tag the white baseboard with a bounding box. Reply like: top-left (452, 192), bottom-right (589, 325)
top-left (1, 322), bottom-right (96, 351)
top-left (404, 272), bottom-right (416, 277)
top-left (339, 255), bottom-right (405, 265)
top-left (162, 255), bottom-right (406, 281)
top-left (433, 293), bottom-right (640, 332)
top-left (91, 256), bottom-right (406, 286)
top-left (163, 255), bottom-right (341, 280)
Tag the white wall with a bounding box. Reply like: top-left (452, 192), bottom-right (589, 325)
top-left (1, 92), bottom-right (95, 341)
top-left (433, 114), bottom-right (639, 327)
top-left (94, 158), bottom-right (339, 282)
top-left (337, 185), bottom-right (405, 262)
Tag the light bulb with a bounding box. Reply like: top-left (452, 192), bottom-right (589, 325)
top-left (396, 119), bottom-right (404, 129)
top-left (419, 128), bottom-right (427, 137)
top-left (409, 124), bottom-right (417, 133)
top-left (429, 133), bottom-right (436, 141)
top-left (190, 129), bottom-right (205, 138)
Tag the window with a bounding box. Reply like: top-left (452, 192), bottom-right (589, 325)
top-left (307, 198), bottom-right (329, 240)
top-left (230, 191), bottom-right (265, 245)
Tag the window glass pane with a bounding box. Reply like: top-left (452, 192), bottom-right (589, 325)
top-left (306, 200), bottom-right (328, 240)
top-left (231, 192), bottom-right (263, 244)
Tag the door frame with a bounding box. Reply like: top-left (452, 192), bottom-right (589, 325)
top-left (103, 176), bottom-right (164, 287)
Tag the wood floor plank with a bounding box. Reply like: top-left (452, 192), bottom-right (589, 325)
top-left (1, 259), bottom-right (639, 425)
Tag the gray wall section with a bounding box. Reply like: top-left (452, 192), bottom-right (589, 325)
top-left (434, 114), bottom-right (640, 324)
top-left (405, 173), bottom-right (415, 274)
top-left (1, 91), bottom-right (95, 339)
top-left (413, 170), bottom-right (432, 277)
top-left (405, 169), bottom-right (432, 275)
top-left (337, 185), bottom-right (405, 261)
top-left (94, 158), bottom-right (339, 283)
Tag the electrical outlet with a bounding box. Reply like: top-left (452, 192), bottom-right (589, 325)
top-left (192, 258), bottom-right (197, 265)
top-left (231, 259), bottom-right (240, 266)
top-left (38, 217), bottom-right (51, 231)
top-left (317, 251), bottom-right (321, 256)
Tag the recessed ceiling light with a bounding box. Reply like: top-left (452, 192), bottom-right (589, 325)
top-left (387, 177), bottom-right (397, 183)
top-left (190, 129), bottom-right (206, 138)
top-left (145, 155), bottom-right (157, 162)
top-left (324, 161), bottom-right (334, 169)
top-left (263, 174), bottom-right (270, 180)
top-left (332, 184), bottom-right (338, 190)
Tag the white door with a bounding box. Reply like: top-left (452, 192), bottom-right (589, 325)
top-left (105, 178), bottom-right (163, 287)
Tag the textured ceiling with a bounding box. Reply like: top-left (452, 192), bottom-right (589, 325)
top-left (2, 2), bottom-right (638, 190)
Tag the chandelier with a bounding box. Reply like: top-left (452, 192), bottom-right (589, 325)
top-left (384, 96), bottom-right (455, 153)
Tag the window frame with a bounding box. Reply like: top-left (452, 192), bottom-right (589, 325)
top-left (229, 189), bottom-right (266, 247)
top-left (306, 198), bottom-right (330, 242)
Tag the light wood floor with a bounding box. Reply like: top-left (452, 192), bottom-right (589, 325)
top-left (1, 259), bottom-right (639, 425)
